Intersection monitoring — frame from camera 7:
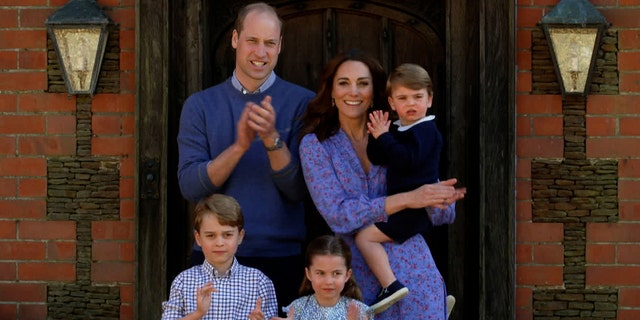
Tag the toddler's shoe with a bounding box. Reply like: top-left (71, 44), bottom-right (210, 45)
top-left (369, 280), bottom-right (409, 314)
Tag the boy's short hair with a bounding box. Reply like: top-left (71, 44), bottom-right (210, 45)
top-left (386, 63), bottom-right (433, 96)
top-left (194, 194), bottom-right (244, 232)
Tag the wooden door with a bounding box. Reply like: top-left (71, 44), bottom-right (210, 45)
top-left (138, 0), bottom-right (515, 319)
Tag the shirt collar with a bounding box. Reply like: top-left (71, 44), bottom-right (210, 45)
top-left (394, 114), bottom-right (435, 132)
top-left (202, 257), bottom-right (238, 278)
top-left (232, 71), bottom-right (276, 94)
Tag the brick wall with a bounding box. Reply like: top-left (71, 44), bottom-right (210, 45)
top-left (0, 1), bottom-right (135, 319)
top-left (517, 1), bottom-right (640, 320)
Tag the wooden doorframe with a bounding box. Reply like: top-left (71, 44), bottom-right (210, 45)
top-left (136, 0), bottom-right (516, 319)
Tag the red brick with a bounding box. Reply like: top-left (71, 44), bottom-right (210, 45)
top-left (619, 30), bottom-right (640, 50)
top-left (0, 94), bottom-right (17, 112)
top-left (19, 93), bottom-right (75, 112)
top-left (0, 262), bottom-right (16, 280)
top-left (120, 157), bottom-right (135, 177)
top-left (517, 158), bottom-right (531, 179)
top-left (92, 136), bottom-right (134, 156)
top-left (620, 202), bottom-right (640, 221)
top-left (18, 304), bottom-right (47, 320)
top-left (516, 287), bottom-right (532, 308)
top-left (0, 241), bottom-right (45, 260)
top-left (517, 30), bottom-right (532, 49)
top-left (517, 95), bottom-right (562, 114)
top-left (18, 176), bottom-right (40, 199)
top-left (517, 72), bottom-right (532, 92)
top-left (0, 200), bottom-right (45, 219)
top-left (516, 180), bottom-right (531, 201)
top-left (19, 50), bottom-right (46, 70)
top-left (18, 136), bottom-right (77, 156)
top-left (516, 200), bottom-right (533, 221)
top-left (119, 30), bottom-right (135, 51)
top-left (516, 265), bottom-right (563, 285)
top-left (92, 94), bottom-right (134, 112)
top-left (532, 116), bottom-right (563, 136)
top-left (517, 116), bottom-right (532, 136)
top-left (0, 220), bottom-right (17, 239)
top-left (120, 71), bottom-right (135, 92)
top-left (0, 0), bottom-right (46, 4)
top-left (517, 7), bottom-right (544, 28)
top-left (600, 8), bottom-right (640, 28)
top-left (0, 30), bottom-right (46, 49)
top-left (586, 116), bottom-right (616, 136)
top-left (92, 221), bottom-right (134, 240)
top-left (0, 115), bottom-right (45, 134)
top-left (620, 180), bottom-right (640, 201)
top-left (516, 137), bottom-right (564, 157)
top-left (618, 309), bottom-right (640, 320)
top-left (110, 8), bottom-right (135, 29)
top-left (121, 284), bottom-right (134, 303)
top-left (586, 138), bottom-right (640, 158)
top-left (19, 9), bottom-right (54, 28)
top-left (620, 0), bottom-right (640, 5)
top-left (92, 261), bottom-right (134, 282)
top-left (586, 244), bottom-right (615, 264)
top-left (619, 51), bottom-right (640, 71)
top-left (588, 223), bottom-right (640, 242)
top-left (120, 199), bottom-right (134, 220)
top-left (92, 115), bottom-right (122, 135)
top-left (518, 222), bottom-right (564, 242)
top-left (0, 136), bottom-right (16, 154)
top-left (587, 266), bottom-right (640, 285)
top-left (618, 244), bottom-right (640, 264)
top-left (0, 177), bottom-right (16, 197)
top-left (620, 117), bottom-right (640, 136)
top-left (588, 95), bottom-right (640, 114)
top-left (0, 51), bottom-right (17, 69)
top-left (0, 157), bottom-right (46, 176)
top-left (47, 241), bottom-right (76, 260)
top-left (19, 221), bottom-right (76, 240)
top-left (533, 244), bottom-right (563, 264)
top-left (620, 72), bottom-right (640, 93)
top-left (0, 305), bottom-right (16, 319)
top-left (619, 287), bottom-right (640, 307)
top-left (18, 262), bottom-right (75, 281)
top-left (0, 9), bottom-right (18, 28)
top-left (120, 51), bottom-right (135, 70)
top-left (120, 177), bottom-right (134, 198)
top-left (0, 72), bottom-right (46, 91)
top-left (515, 309), bottom-right (533, 320)
top-left (0, 283), bottom-right (46, 302)
top-left (517, 243), bottom-right (533, 264)
top-left (92, 241), bottom-right (121, 261)
top-left (120, 304), bottom-right (134, 320)
top-left (517, 50), bottom-right (532, 71)
top-left (122, 115), bottom-right (135, 134)
top-left (47, 115), bottom-right (76, 134)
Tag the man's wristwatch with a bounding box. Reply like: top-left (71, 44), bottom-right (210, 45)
top-left (265, 136), bottom-right (283, 151)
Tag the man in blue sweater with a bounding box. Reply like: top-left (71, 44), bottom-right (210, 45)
top-left (177, 2), bottom-right (315, 315)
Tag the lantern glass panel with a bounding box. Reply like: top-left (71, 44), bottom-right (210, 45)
top-left (52, 26), bottom-right (103, 93)
top-left (548, 27), bottom-right (598, 94)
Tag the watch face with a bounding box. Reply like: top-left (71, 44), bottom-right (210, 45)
top-left (267, 137), bottom-right (283, 151)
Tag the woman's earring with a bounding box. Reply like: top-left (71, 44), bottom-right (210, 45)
top-left (332, 98), bottom-right (336, 107)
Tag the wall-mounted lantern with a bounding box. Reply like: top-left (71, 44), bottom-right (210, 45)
top-left (45, 0), bottom-right (110, 96)
top-left (540, 0), bottom-right (609, 98)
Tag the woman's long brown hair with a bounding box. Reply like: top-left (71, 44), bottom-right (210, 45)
top-left (299, 49), bottom-right (390, 142)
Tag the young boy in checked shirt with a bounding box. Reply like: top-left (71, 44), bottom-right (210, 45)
top-left (162, 194), bottom-right (278, 320)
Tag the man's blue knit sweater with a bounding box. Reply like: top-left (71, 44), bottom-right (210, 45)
top-left (177, 76), bottom-right (315, 257)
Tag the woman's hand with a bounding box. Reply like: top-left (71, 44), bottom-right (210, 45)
top-left (385, 178), bottom-right (465, 214)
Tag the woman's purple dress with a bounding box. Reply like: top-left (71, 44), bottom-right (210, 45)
top-left (300, 130), bottom-right (455, 320)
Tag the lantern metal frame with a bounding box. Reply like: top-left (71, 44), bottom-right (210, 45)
top-left (45, 0), bottom-right (110, 96)
top-left (540, 0), bottom-right (609, 98)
